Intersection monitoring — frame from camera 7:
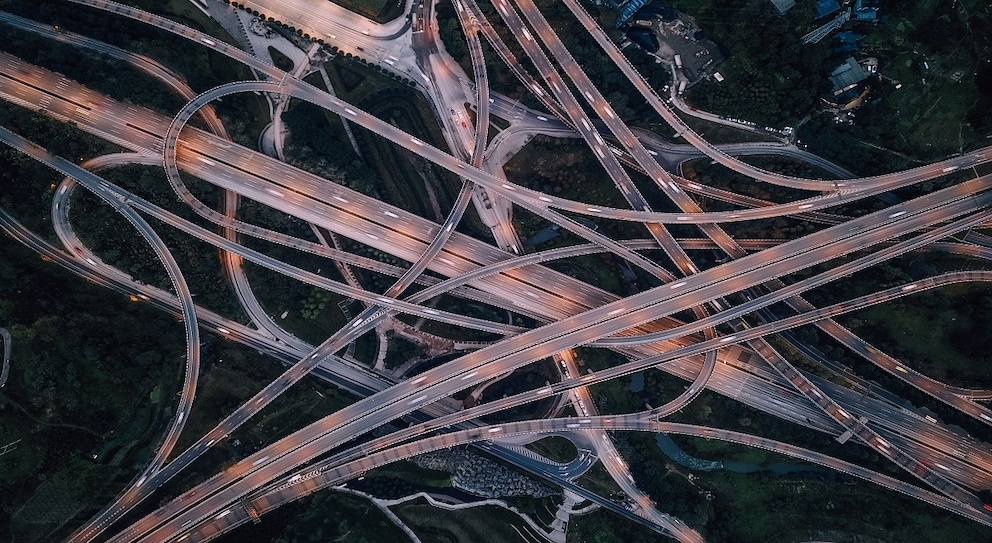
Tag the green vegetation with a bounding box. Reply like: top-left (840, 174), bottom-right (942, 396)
top-left (691, 452), bottom-right (989, 543)
top-left (0, 103), bottom-right (124, 238)
top-left (267, 45), bottom-right (295, 72)
top-left (435, 1), bottom-right (527, 101)
top-left (349, 466), bottom-right (455, 499)
top-left (2, 0), bottom-right (251, 94)
top-left (3, 2), bottom-right (992, 543)
top-left (172, 365), bottom-right (259, 454)
top-left (569, 506), bottom-right (671, 543)
top-left (612, 426), bottom-right (992, 542)
top-left (353, 330), bottom-right (379, 365)
top-left (283, 65), bottom-right (465, 231)
top-left (853, 0), bottom-right (992, 156)
top-left (70, 184), bottom-right (246, 321)
top-left (0, 8), bottom-right (281, 539)
top-left (679, 0), bottom-right (990, 142)
top-left (237, 375), bottom-right (354, 454)
top-left (213, 489), bottom-right (409, 543)
top-left (281, 80), bottom-right (383, 200)
top-left (837, 283), bottom-right (992, 388)
top-left (0, 22), bottom-right (187, 117)
top-left (152, 340), bottom-right (357, 502)
top-left (392, 498), bottom-right (543, 543)
top-left (414, 295), bottom-right (511, 342)
top-left (241, 258), bottom-right (351, 349)
top-left (524, 436), bottom-right (578, 463)
top-left (682, 155), bottom-right (826, 203)
top-left (533, 0), bottom-right (673, 123)
top-left (547, 253), bottom-right (628, 298)
top-left (504, 136), bottom-right (627, 210)
top-left (799, 251), bottom-right (992, 431)
top-left (680, 158), bottom-right (827, 242)
top-left (384, 331), bottom-right (426, 370)
top-left (679, 0), bottom-right (830, 127)
top-left (171, 340), bottom-right (357, 456)
top-left (300, 288), bottom-right (332, 321)
top-left (676, 0), bottom-right (992, 168)
top-left (619, 371), bottom-right (992, 542)
top-left (0, 240), bottom-right (184, 542)
top-left (579, 347), bottom-right (643, 414)
top-left (576, 460), bottom-right (624, 497)
top-left (366, 460), bottom-right (452, 488)
top-left (503, 136), bottom-right (669, 295)
top-left (436, 0), bottom-right (673, 123)
top-left (481, 363), bottom-right (558, 422)
top-left (680, 435), bottom-right (772, 465)
top-left (668, 109), bottom-right (783, 144)
top-left (614, 432), bottom-right (716, 528)
top-left (797, 114), bottom-right (915, 176)
top-left (352, 86), bottom-right (461, 220)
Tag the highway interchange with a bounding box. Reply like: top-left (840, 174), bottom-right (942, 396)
top-left (2, 0), bottom-right (992, 541)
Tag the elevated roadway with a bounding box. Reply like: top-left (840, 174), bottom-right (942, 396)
top-left (190, 418), bottom-right (992, 542)
top-left (3, 41), bottom-right (988, 540)
top-left (0, 8), bottom-right (305, 348)
top-left (0, 125), bottom-right (208, 542)
top-left (1, 130), bottom-right (204, 478)
top-left (5, 7), bottom-right (984, 446)
top-left (7, 0), bottom-right (992, 540)
top-left (107, 182), bottom-right (992, 543)
top-left (496, 0), bottom-right (992, 434)
top-left (11, 139), bottom-right (992, 540)
top-left (69, 0), bottom-right (992, 232)
top-left (555, 0), bottom-right (992, 192)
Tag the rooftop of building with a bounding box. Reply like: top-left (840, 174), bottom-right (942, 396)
top-left (815, 0), bottom-right (840, 19)
top-left (829, 56), bottom-right (868, 92)
top-left (616, 0), bottom-right (653, 27)
top-left (768, 0), bottom-right (796, 15)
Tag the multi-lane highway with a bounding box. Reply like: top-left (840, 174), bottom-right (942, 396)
top-left (3, 0), bottom-right (992, 542)
top-left (98, 176), bottom-right (992, 543)
top-left (36, 146), bottom-right (984, 543)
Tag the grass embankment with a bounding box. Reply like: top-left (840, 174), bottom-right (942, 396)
top-left (838, 283), bottom-right (992, 388)
top-left (368, 460), bottom-right (452, 488)
top-left (524, 436), bottom-right (578, 463)
top-left (393, 498), bottom-right (544, 543)
top-left (213, 490), bottom-right (409, 543)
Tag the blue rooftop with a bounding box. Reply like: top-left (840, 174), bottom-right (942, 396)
top-left (829, 56), bottom-right (868, 92)
top-left (853, 0), bottom-right (879, 20)
top-left (853, 8), bottom-right (878, 20)
top-left (616, 0), bottom-right (652, 27)
top-left (836, 31), bottom-right (861, 43)
top-left (767, 0), bottom-right (796, 15)
top-left (815, 0), bottom-right (840, 19)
